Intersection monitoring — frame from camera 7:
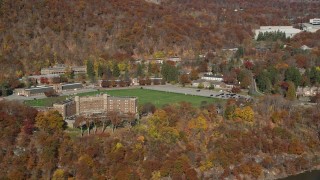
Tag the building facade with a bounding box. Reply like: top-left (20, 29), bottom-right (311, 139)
top-left (53, 83), bottom-right (83, 93)
top-left (41, 64), bottom-right (86, 75)
top-left (75, 94), bottom-right (137, 115)
top-left (53, 94), bottom-right (138, 119)
top-left (201, 75), bottom-right (223, 82)
top-left (53, 99), bottom-right (76, 119)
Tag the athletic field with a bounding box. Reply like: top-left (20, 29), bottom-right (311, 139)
top-left (24, 88), bottom-right (224, 107)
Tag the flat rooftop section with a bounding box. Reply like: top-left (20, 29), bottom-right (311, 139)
top-left (25, 86), bottom-right (53, 91)
top-left (78, 93), bottom-right (137, 100)
top-left (255, 26), bottom-right (302, 39)
top-left (257, 26), bottom-right (301, 33)
top-left (108, 96), bottom-right (137, 100)
top-left (28, 74), bottom-right (60, 78)
top-left (54, 99), bottom-right (74, 105)
top-left (302, 23), bottom-right (320, 33)
top-left (62, 83), bottom-right (82, 86)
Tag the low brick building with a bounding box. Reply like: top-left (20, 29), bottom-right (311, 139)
top-left (53, 83), bottom-right (83, 93)
top-left (15, 86), bottom-right (54, 97)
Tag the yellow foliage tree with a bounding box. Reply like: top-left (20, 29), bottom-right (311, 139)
top-left (52, 169), bottom-right (66, 180)
top-left (35, 110), bottom-right (65, 133)
top-left (78, 154), bottom-right (94, 167)
top-left (118, 62), bottom-right (127, 72)
top-left (188, 114), bottom-right (208, 133)
top-left (233, 106), bottom-right (254, 124)
top-left (153, 51), bottom-right (165, 59)
top-left (147, 110), bottom-right (179, 144)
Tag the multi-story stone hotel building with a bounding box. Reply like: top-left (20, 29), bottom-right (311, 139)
top-left (53, 94), bottom-right (138, 119)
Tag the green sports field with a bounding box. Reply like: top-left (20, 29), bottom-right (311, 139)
top-left (24, 88), bottom-right (224, 108)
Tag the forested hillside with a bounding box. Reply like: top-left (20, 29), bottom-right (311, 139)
top-left (0, 0), bottom-right (319, 80)
top-left (0, 97), bottom-right (320, 179)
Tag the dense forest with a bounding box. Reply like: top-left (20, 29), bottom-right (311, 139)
top-left (0, 97), bottom-right (319, 179)
top-left (0, 0), bottom-right (319, 79)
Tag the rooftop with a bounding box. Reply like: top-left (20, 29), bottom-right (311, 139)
top-left (25, 86), bottom-right (53, 91)
top-left (29, 74), bottom-right (60, 78)
top-left (54, 98), bottom-right (74, 105)
top-left (257, 26), bottom-right (302, 33)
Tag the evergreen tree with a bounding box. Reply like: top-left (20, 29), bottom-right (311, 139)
top-left (257, 32), bottom-right (264, 41)
top-left (147, 63), bottom-right (152, 76)
top-left (235, 46), bottom-right (244, 58)
top-left (302, 69), bottom-right (311, 87)
top-left (104, 66), bottom-right (112, 79)
top-left (161, 63), bottom-right (169, 82)
top-left (266, 67), bottom-right (279, 85)
top-left (112, 63), bottom-right (120, 78)
top-left (310, 67), bottom-right (320, 85)
top-left (256, 72), bottom-right (272, 93)
top-left (97, 64), bottom-right (104, 78)
top-left (124, 70), bottom-right (130, 82)
top-left (167, 65), bottom-right (179, 82)
top-left (285, 67), bottom-right (301, 87)
top-left (86, 59), bottom-right (95, 82)
top-left (136, 64), bottom-right (144, 77)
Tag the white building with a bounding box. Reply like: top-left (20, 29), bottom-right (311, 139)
top-left (297, 86), bottom-right (320, 97)
top-left (300, 45), bottom-right (312, 51)
top-left (166, 57), bottom-right (182, 62)
top-left (191, 79), bottom-right (211, 88)
top-left (254, 26), bottom-right (302, 39)
top-left (310, 18), bottom-right (320, 25)
top-left (148, 59), bottom-right (164, 64)
top-left (200, 73), bottom-right (223, 82)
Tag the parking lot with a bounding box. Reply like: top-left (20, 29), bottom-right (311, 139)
top-left (144, 85), bottom-right (252, 100)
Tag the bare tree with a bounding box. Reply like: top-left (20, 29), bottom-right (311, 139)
top-left (108, 111), bottom-right (121, 132)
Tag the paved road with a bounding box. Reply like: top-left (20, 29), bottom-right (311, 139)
top-left (144, 85), bottom-right (252, 100)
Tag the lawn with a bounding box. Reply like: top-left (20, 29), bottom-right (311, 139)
top-left (24, 96), bottom-right (67, 107)
top-left (25, 88), bottom-right (224, 108)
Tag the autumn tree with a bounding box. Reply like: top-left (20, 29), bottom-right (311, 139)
top-left (188, 114), bottom-right (208, 134)
top-left (35, 110), bottom-right (66, 133)
top-left (179, 74), bottom-right (190, 86)
top-left (190, 69), bottom-right (199, 80)
top-left (109, 111), bottom-right (122, 132)
top-left (232, 106), bottom-right (254, 125)
top-left (112, 63), bottom-right (120, 78)
top-left (146, 110), bottom-right (180, 144)
top-left (238, 69), bottom-right (252, 89)
top-left (286, 81), bottom-right (296, 101)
